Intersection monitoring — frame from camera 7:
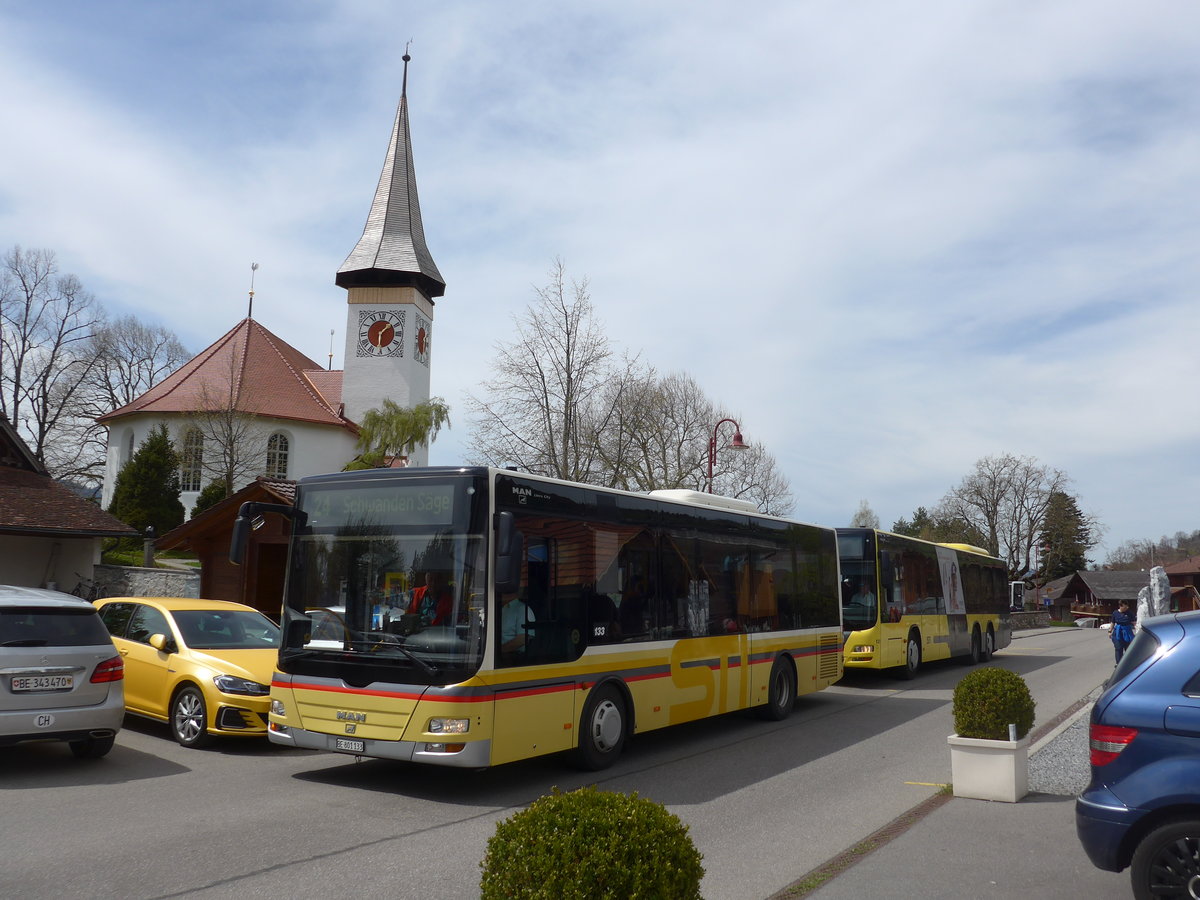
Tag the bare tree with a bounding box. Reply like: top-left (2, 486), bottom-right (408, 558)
top-left (0, 246), bottom-right (103, 475)
top-left (468, 262), bottom-right (795, 514)
top-left (59, 314), bottom-right (192, 484)
top-left (596, 371), bottom-right (794, 514)
top-left (466, 259), bottom-right (624, 483)
top-left (181, 350), bottom-right (270, 497)
top-left (937, 453), bottom-right (1070, 580)
top-left (89, 315), bottom-right (190, 411)
top-left (850, 500), bottom-right (880, 528)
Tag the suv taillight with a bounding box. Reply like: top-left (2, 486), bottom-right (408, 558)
top-left (91, 656), bottom-right (124, 683)
top-left (1090, 723), bottom-right (1138, 766)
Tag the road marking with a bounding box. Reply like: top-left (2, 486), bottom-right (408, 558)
top-left (905, 782), bottom-right (949, 788)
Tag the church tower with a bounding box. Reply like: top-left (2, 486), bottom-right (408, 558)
top-left (337, 52), bottom-right (445, 466)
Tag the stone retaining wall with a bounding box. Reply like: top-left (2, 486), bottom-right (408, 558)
top-left (93, 564), bottom-right (200, 599)
top-left (1011, 610), bottom-right (1052, 630)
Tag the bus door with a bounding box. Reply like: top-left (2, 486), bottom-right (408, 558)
top-left (490, 531), bottom-right (580, 765)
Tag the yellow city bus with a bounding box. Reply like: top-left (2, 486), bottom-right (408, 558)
top-left (232, 467), bottom-right (843, 769)
top-left (836, 528), bottom-right (1011, 678)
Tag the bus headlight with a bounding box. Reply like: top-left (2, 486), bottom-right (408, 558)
top-left (271, 699), bottom-right (287, 717)
top-left (428, 717), bottom-right (469, 734)
top-left (851, 645), bottom-right (875, 654)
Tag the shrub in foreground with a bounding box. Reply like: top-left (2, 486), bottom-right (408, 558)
top-left (953, 666), bottom-right (1036, 741)
top-left (480, 786), bottom-right (704, 899)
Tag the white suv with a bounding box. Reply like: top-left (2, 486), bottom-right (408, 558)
top-left (0, 585), bottom-right (125, 758)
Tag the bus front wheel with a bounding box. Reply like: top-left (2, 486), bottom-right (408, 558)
top-left (576, 684), bottom-right (626, 770)
top-left (757, 656), bottom-right (796, 721)
top-left (983, 627), bottom-right (995, 661)
top-left (898, 633), bottom-right (921, 680)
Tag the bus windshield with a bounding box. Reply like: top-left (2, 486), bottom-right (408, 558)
top-left (837, 531), bottom-right (878, 631)
top-left (280, 475), bottom-right (487, 684)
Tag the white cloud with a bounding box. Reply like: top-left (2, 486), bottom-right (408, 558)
top-left (1, 0), bottom-right (1198, 557)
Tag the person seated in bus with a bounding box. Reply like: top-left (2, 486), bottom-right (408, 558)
top-left (618, 579), bottom-right (649, 638)
top-left (500, 590), bottom-right (535, 658)
top-left (409, 569), bottom-right (454, 626)
top-left (849, 580), bottom-right (876, 609)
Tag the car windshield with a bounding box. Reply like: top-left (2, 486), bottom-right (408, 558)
top-left (173, 610), bottom-right (280, 650)
top-left (0, 607), bottom-right (111, 647)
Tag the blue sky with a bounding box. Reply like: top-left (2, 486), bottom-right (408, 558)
top-left (2, 1), bottom-right (1198, 560)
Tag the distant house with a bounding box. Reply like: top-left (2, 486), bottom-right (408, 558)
top-left (1162, 557), bottom-right (1200, 613)
top-left (155, 477), bottom-right (295, 618)
top-left (0, 414), bottom-right (137, 589)
top-left (1063, 571), bottom-right (1156, 622)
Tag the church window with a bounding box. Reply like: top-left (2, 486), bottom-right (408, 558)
top-left (180, 429), bottom-right (204, 492)
top-left (266, 432), bottom-right (289, 479)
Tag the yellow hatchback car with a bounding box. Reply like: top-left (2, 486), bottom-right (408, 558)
top-left (94, 597), bottom-right (279, 748)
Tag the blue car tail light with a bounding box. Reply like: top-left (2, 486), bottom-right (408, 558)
top-left (1089, 724), bottom-right (1138, 766)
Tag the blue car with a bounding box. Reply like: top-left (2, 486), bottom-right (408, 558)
top-left (1076, 609), bottom-right (1200, 899)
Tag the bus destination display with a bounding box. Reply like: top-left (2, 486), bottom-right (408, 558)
top-left (303, 483), bottom-right (455, 528)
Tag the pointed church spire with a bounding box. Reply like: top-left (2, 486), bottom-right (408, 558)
top-left (336, 51), bottom-right (446, 298)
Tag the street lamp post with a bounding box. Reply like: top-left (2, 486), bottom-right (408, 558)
top-left (707, 418), bottom-right (748, 493)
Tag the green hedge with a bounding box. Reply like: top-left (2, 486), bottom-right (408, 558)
top-left (952, 667), bottom-right (1036, 741)
top-left (480, 786), bottom-right (704, 899)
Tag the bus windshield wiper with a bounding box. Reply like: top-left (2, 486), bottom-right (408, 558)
top-left (349, 633), bottom-right (438, 677)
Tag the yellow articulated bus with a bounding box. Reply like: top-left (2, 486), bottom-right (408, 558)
top-left (836, 528), bottom-right (1011, 679)
top-left (232, 467), bottom-right (843, 769)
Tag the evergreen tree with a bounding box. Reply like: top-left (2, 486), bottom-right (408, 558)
top-left (190, 480), bottom-right (229, 519)
top-left (1037, 491), bottom-right (1092, 580)
top-left (893, 506), bottom-right (933, 537)
top-left (108, 424), bottom-right (184, 535)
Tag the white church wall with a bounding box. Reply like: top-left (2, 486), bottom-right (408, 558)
top-left (101, 413), bottom-right (359, 517)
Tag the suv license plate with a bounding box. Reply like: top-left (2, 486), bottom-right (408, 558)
top-left (12, 675), bottom-right (73, 692)
top-left (335, 738), bottom-right (365, 754)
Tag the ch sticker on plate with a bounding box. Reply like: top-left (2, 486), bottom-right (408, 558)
top-left (35, 714), bottom-right (56, 728)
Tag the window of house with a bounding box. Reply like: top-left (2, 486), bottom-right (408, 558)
top-left (266, 432), bottom-right (289, 479)
top-left (180, 429), bottom-right (203, 492)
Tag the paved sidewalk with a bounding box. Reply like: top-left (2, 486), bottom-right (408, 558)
top-left (803, 677), bottom-right (1129, 898)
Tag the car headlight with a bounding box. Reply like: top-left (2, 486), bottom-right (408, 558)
top-left (213, 674), bottom-right (270, 696)
top-left (428, 717), bottom-right (470, 735)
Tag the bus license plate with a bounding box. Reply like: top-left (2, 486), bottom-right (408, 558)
top-left (12, 675), bottom-right (73, 692)
top-left (335, 738), bottom-right (365, 754)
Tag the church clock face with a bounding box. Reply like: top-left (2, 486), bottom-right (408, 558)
top-left (414, 314), bottom-right (430, 366)
top-left (356, 309), bottom-right (405, 358)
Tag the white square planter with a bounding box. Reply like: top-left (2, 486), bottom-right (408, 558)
top-left (947, 734), bottom-right (1030, 802)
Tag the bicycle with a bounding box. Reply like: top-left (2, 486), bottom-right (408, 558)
top-left (71, 574), bottom-right (101, 602)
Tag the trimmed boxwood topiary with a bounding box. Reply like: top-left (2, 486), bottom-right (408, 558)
top-left (480, 786), bottom-right (704, 899)
top-left (952, 666), bottom-right (1036, 741)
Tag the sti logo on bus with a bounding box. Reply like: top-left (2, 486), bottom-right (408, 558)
top-left (337, 710), bottom-right (366, 723)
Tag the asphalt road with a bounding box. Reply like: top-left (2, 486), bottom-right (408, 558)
top-left (0, 627), bottom-right (1113, 899)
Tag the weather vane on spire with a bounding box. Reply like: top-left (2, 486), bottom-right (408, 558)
top-left (247, 262), bottom-right (259, 319)
top-left (402, 39), bottom-right (412, 95)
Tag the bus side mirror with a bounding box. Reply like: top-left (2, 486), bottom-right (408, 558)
top-left (230, 514), bottom-right (251, 566)
top-left (495, 511), bottom-right (521, 595)
top-left (230, 501), bottom-right (303, 565)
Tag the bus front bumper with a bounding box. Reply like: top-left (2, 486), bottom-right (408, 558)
top-left (268, 721), bottom-right (492, 768)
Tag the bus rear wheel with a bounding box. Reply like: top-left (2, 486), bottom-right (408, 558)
top-left (757, 656), bottom-right (796, 721)
top-left (576, 684), bottom-right (626, 770)
top-left (966, 628), bottom-right (983, 665)
top-left (982, 627), bottom-right (995, 661)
